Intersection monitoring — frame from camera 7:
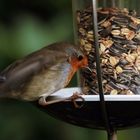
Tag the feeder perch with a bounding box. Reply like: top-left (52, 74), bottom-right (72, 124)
top-left (33, 0), bottom-right (140, 140)
top-left (34, 87), bottom-right (140, 140)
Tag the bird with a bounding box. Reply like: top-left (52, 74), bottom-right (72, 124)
top-left (0, 42), bottom-right (88, 106)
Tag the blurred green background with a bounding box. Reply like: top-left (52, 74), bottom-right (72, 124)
top-left (0, 0), bottom-right (140, 140)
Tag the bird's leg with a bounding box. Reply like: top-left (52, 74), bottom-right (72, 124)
top-left (38, 95), bottom-right (68, 106)
top-left (38, 92), bottom-right (85, 108)
top-left (38, 96), bottom-right (48, 106)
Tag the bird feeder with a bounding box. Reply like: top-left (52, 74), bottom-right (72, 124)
top-left (34, 0), bottom-right (140, 140)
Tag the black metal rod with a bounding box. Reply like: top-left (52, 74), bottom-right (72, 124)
top-left (91, 0), bottom-right (113, 136)
top-left (108, 131), bottom-right (117, 140)
top-left (111, 0), bottom-right (116, 8)
top-left (103, 0), bottom-right (107, 7)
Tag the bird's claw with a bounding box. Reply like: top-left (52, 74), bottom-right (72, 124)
top-left (69, 92), bottom-right (85, 108)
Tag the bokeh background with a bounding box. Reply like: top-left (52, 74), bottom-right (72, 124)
top-left (0, 0), bottom-right (140, 140)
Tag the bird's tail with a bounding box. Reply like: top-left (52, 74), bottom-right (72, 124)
top-left (0, 91), bottom-right (5, 98)
top-left (0, 75), bottom-right (7, 98)
top-left (0, 84), bottom-right (7, 98)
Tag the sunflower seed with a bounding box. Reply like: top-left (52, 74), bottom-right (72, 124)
top-left (76, 7), bottom-right (140, 95)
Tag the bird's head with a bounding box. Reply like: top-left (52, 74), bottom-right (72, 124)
top-left (46, 42), bottom-right (88, 71)
top-left (65, 44), bottom-right (88, 71)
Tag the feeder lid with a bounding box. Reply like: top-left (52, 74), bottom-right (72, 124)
top-left (34, 87), bottom-right (140, 130)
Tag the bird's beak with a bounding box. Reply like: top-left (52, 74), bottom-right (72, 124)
top-left (81, 66), bottom-right (92, 72)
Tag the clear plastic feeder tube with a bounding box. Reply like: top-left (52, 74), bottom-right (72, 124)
top-left (72, 0), bottom-right (140, 96)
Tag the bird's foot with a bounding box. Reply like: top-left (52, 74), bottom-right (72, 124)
top-left (38, 92), bottom-right (85, 108)
top-left (68, 92), bottom-right (85, 108)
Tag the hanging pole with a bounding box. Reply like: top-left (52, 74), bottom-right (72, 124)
top-left (91, 0), bottom-right (117, 139)
top-left (108, 131), bottom-right (117, 140)
top-left (111, 0), bottom-right (116, 8)
top-left (103, 0), bottom-right (107, 7)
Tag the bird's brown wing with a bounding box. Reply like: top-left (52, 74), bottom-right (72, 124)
top-left (0, 49), bottom-right (68, 93)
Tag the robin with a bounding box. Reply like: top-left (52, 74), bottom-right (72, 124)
top-left (0, 42), bottom-right (88, 106)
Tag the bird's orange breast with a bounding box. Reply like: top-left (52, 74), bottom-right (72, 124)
top-left (65, 56), bottom-right (88, 87)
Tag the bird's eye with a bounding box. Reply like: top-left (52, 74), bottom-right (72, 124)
top-left (78, 55), bottom-right (84, 61)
